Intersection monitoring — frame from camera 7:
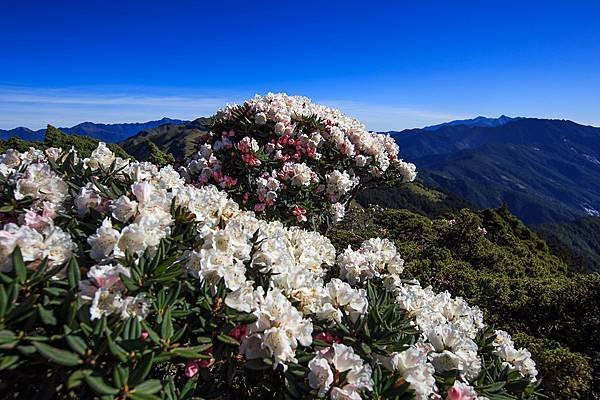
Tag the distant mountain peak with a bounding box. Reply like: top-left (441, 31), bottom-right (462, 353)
top-left (1, 118), bottom-right (189, 143)
top-left (423, 115), bottom-right (522, 131)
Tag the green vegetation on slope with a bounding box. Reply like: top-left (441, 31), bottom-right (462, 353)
top-left (147, 141), bottom-right (176, 166)
top-left (534, 216), bottom-right (600, 273)
top-left (119, 117), bottom-right (211, 160)
top-left (44, 125), bottom-right (131, 158)
top-left (0, 125), bottom-right (131, 159)
top-left (356, 180), bottom-right (476, 218)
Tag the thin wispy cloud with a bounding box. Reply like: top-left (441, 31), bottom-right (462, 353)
top-left (0, 86), bottom-right (461, 131)
top-left (319, 99), bottom-right (465, 131)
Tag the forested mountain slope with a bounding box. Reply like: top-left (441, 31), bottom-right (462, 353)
top-left (391, 118), bottom-right (600, 224)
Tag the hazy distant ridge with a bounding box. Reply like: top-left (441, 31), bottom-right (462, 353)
top-left (0, 117), bottom-right (188, 143)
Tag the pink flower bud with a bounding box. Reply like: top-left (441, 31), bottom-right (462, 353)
top-left (185, 361), bottom-right (199, 378)
top-left (228, 324), bottom-right (248, 342)
top-left (448, 386), bottom-right (463, 400)
top-left (314, 332), bottom-right (342, 344)
top-left (291, 205), bottom-right (307, 222)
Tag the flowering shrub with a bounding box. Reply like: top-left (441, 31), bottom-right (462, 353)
top-left (0, 142), bottom-right (540, 399)
top-left (181, 93), bottom-right (417, 228)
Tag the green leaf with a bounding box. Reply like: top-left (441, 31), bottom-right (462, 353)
top-left (32, 341), bottom-right (81, 366)
top-left (160, 308), bottom-right (173, 339)
top-left (84, 373), bottom-right (120, 395)
top-left (141, 323), bottom-right (161, 344)
top-left (0, 204), bottom-right (14, 212)
top-left (217, 332), bottom-right (239, 346)
top-left (16, 345), bottom-right (36, 355)
top-left (6, 293), bottom-right (39, 323)
top-left (133, 379), bottom-right (162, 395)
top-left (179, 377), bottom-right (198, 398)
top-left (360, 342), bottom-right (372, 355)
top-left (38, 305), bottom-right (57, 325)
top-left (65, 335), bottom-right (87, 355)
top-left (170, 343), bottom-right (212, 359)
top-left (12, 247), bottom-right (26, 284)
top-left (0, 354), bottom-right (20, 370)
top-left (479, 381), bottom-right (507, 393)
top-left (113, 365), bottom-right (129, 389)
top-left (106, 334), bottom-right (128, 363)
top-left (0, 330), bottom-right (16, 345)
top-left (67, 369), bottom-right (91, 389)
top-left (67, 257), bottom-right (80, 289)
top-left (129, 352), bottom-right (154, 386)
top-left (0, 285), bottom-right (8, 316)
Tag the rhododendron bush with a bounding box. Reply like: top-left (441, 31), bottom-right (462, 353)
top-left (0, 98), bottom-right (540, 400)
top-left (182, 93), bottom-right (417, 228)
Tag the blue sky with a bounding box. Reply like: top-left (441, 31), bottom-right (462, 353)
top-left (1, 0), bottom-right (599, 131)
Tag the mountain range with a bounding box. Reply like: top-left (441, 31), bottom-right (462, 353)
top-left (0, 117), bottom-right (187, 143)
top-left (390, 117), bottom-right (600, 224)
top-left (422, 115), bottom-right (521, 131)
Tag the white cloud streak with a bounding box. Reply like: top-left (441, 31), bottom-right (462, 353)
top-left (0, 86), bottom-right (462, 131)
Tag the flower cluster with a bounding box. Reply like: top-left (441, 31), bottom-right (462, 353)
top-left (0, 209), bottom-right (75, 273)
top-left (337, 237), bottom-right (405, 284)
top-left (308, 343), bottom-right (373, 399)
top-left (182, 93), bottom-right (417, 227)
top-left (0, 139), bottom-right (538, 400)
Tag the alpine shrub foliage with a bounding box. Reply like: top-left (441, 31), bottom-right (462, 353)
top-left (0, 96), bottom-right (540, 400)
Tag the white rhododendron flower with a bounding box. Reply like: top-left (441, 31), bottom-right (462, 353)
top-left (83, 142), bottom-right (128, 171)
top-left (241, 288), bottom-right (313, 368)
top-left (0, 218), bottom-right (75, 273)
top-left (74, 183), bottom-right (103, 216)
top-left (325, 170), bottom-right (358, 202)
top-left (109, 195), bottom-right (138, 222)
top-left (316, 278), bottom-right (368, 323)
top-left (309, 344), bottom-right (373, 399)
top-left (88, 218), bottom-right (121, 262)
top-left (13, 162), bottom-right (69, 209)
top-left (492, 330), bottom-right (538, 381)
top-left (387, 278), bottom-right (484, 340)
top-left (329, 202), bottom-right (346, 222)
top-left (337, 238), bottom-right (404, 284)
top-left (378, 345), bottom-right (437, 400)
top-left (425, 324), bottom-right (482, 380)
top-left (308, 356), bottom-right (334, 397)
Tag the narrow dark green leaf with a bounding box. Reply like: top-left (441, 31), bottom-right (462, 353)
top-left (38, 305), bottom-right (57, 325)
top-left (84, 374), bottom-right (120, 395)
top-left (133, 379), bottom-right (162, 395)
top-left (67, 369), bottom-right (91, 389)
top-left (0, 330), bottom-right (16, 345)
top-left (129, 352), bottom-right (154, 386)
top-left (65, 335), bottom-right (87, 355)
top-left (12, 247), bottom-right (26, 284)
top-left (32, 341), bottom-right (81, 366)
top-left (67, 257), bottom-right (80, 289)
top-left (0, 285), bottom-right (8, 316)
top-left (113, 365), bottom-right (129, 389)
top-left (160, 308), bottom-right (173, 339)
top-left (217, 333), bottom-right (239, 346)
